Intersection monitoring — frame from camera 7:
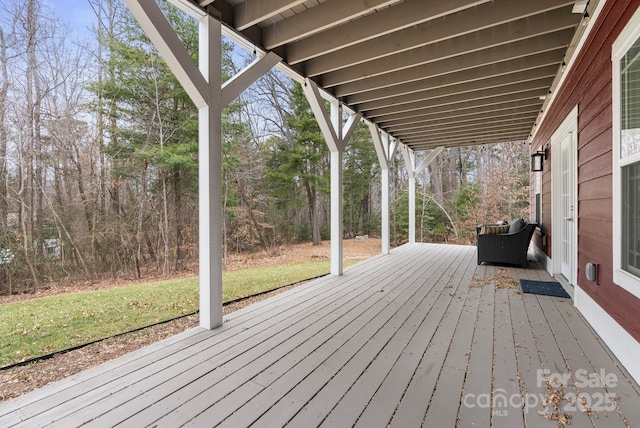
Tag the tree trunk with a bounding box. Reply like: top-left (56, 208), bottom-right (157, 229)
top-left (0, 28), bottom-right (8, 230)
top-left (174, 167), bottom-right (185, 271)
top-left (304, 181), bottom-right (321, 245)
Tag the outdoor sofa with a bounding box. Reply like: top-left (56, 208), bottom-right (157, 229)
top-left (476, 218), bottom-right (538, 268)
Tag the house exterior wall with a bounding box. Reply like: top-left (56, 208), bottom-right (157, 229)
top-left (531, 0), bottom-right (640, 344)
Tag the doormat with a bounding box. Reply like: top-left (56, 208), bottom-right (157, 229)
top-left (519, 279), bottom-right (570, 298)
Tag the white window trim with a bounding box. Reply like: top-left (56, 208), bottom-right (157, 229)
top-left (612, 5), bottom-right (640, 300)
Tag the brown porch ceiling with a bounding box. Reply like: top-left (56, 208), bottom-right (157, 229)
top-left (201, 0), bottom-right (591, 151)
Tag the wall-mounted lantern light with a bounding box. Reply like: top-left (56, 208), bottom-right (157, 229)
top-left (531, 150), bottom-right (546, 172)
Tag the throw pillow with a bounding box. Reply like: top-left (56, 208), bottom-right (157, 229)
top-left (480, 224), bottom-right (510, 235)
top-left (508, 217), bottom-right (526, 234)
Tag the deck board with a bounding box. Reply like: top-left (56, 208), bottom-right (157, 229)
top-left (1, 243), bottom-right (639, 428)
top-left (454, 264), bottom-right (495, 428)
top-left (212, 268), bottom-right (446, 423)
top-left (508, 288), bottom-right (552, 428)
top-left (152, 245), bottom-right (448, 427)
top-left (492, 289), bottom-right (525, 428)
top-left (383, 247), bottom-right (477, 427)
top-left (247, 245), bottom-right (467, 428)
top-left (540, 296), bottom-right (630, 427)
top-left (552, 297), bottom-right (640, 424)
top-left (424, 260), bottom-right (494, 426)
top-left (84, 248), bottom-right (432, 427)
top-left (353, 248), bottom-right (478, 428)
top-left (524, 293), bottom-right (597, 427)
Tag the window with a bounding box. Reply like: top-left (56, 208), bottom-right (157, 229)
top-left (622, 163), bottom-right (640, 277)
top-left (613, 7), bottom-right (640, 299)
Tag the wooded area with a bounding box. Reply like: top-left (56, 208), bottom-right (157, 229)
top-left (0, 0), bottom-right (530, 294)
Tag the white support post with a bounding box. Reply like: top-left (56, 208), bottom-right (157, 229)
top-left (330, 101), bottom-right (343, 275)
top-left (402, 144), bottom-right (416, 244)
top-left (408, 177), bottom-right (416, 243)
top-left (381, 167), bottom-right (390, 254)
top-left (303, 78), bottom-right (360, 276)
top-left (198, 14), bottom-right (223, 329)
top-left (125, 1), bottom-right (280, 330)
top-left (369, 124), bottom-right (395, 255)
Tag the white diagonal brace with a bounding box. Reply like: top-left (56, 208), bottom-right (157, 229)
top-left (303, 78), bottom-right (339, 150)
top-left (388, 137), bottom-right (398, 163)
top-left (221, 52), bottom-right (281, 106)
top-left (415, 146), bottom-right (444, 175)
top-left (123, 0), bottom-right (208, 109)
top-left (402, 143), bottom-right (416, 179)
top-left (340, 111), bottom-right (361, 151)
top-left (369, 123), bottom-right (389, 170)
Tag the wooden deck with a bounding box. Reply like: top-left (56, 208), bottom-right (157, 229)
top-left (1, 243), bottom-right (639, 427)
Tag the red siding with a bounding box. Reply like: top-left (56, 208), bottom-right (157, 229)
top-left (531, 0), bottom-right (640, 342)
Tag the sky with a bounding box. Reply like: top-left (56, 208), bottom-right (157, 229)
top-left (44, 0), bottom-right (252, 84)
top-left (48, 0), bottom-right (97, 39)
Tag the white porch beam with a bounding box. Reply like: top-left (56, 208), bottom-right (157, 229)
top-left (262, 0), bottom-right (400, 49)
top-left (319, 10), bottom-right (577, 86)
top-left (365, 78), bottom-right (551, 118)
top-left (382, 105), bottom-right (540, 132)
top-left (303, 79), bottom-right (360, 275)
top-left (168, 0), bottom-right (207, 19)
top-left (123, 0), bottom-right (208, 109)
top-left (345, 52), bottom-right (562, 105)
top-left (286, 0), bottom-right (488, 64)
top-left (333, 32), bottom-right (570, 96)
top-left (409, 131), bottom-right (529, 150)
top-left (403, 122), bottom-right (534, 141)
top-left (370, 90), bottom-right (544, 122)
top-left (305, 1), bottom-right (572, 74)
top-left (235, 0), bottom-right (306, 31)
top-left (355, 65), bottom-right (557, 112)
top-left (398, 119), bottom-right (535, 140)
top-left (221, 52), bottom-right (281, 106)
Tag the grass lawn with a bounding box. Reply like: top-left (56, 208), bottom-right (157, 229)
top-left (0, 260), bottom-right (356, 368)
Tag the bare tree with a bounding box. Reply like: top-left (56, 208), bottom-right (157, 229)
top-left (0, 25), bottom-right (13, 231)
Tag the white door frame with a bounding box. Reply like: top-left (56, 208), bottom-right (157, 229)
top-left (551, 105), bottom-right (579, 291)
